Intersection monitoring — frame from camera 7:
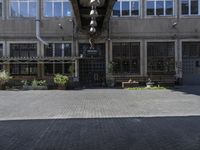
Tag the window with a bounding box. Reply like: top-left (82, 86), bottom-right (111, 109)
top-left (10, 43), bottom-right (37, 57)
top-left (0, 43), bottom-right (3, 57)
top-left (10, 64), bottom-right (37, 75)
top-left (182, 42), bottom-right (200, 57)
top-left (44, 62), bottom-right (74, 75)
top-left (181, 0), bottom-right (200, 15)
top-left (146, 0), bottom-right (173, 16)
top-left (112, 42), bottom-right (140, 74)
top-left (44, 0), bottom-right (72, 17)
top-left (0, 0), bottom-right (2, 17)
top-left (122, 1), bottom-right (130, 16)
top-left (113, 1), bottom-right (120, 16)
top-left (10, 0), bottom-right (36, 17)
top-left (44, 43), bottom-right (72, 57)
top-left (113, 0), bottom-right (140, 17)
top-left (147, 42), bottom-right (175, 75)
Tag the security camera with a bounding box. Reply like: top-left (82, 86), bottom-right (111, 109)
top-left (172, 22), bottom-right (177, 28)
top-left (58, 24), bottom-right (63, 29)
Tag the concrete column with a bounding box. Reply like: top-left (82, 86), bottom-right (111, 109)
top-left (105, 40), bottom-right (109, 74)
top-left (75, 60), bottom-right (79, 78)
top-left (140, 40), bottom-right (144, 76)
top-left (144, 40), bottom-right (148, 76)
top-left (178, 39), bottom-right (183, 79)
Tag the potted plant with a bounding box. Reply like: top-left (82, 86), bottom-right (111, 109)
top-left (0, 70), bottom-right (12, 90)
top-left (22, 79), bottom-right (48, 90)
top-left (146, 78), bottom-right (155, 88)
top-left (54, 74), bottom-right (69, 90)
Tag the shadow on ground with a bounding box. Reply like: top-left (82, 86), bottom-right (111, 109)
top-left (170, 86), bottom-right (200, 96)
top-left (0, 116), bottom-right (200, 150)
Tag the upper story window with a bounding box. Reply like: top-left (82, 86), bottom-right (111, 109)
top-left (113, 0), bottom-right (140, 17)
top-left (146, 0), bottom-right (173, 16)
top-left (181, 0), bottom-right (200, 15)
top-left (10, 43), bottom-right (37, 57)
top-left (44, 43), bottom-right (72, 57)
top-left (0, 43), bottom-right (3, 57)
top-left (44, 0), bottom-right (72, 17)
top-left (0, 0), bottom-right (2, 17)
top-left (10, 0), bottom-right (36, 17)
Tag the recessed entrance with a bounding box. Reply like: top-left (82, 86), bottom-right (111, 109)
top-left (79, 43), bottom-right (106, 86)
top-left (182, 42), bottom-right (200, 85)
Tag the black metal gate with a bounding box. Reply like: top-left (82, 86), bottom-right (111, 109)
top-left (79, 43), bottom-right (106, 87)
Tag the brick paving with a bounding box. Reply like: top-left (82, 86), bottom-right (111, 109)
top-left (0, 87), bottom-right (200, 150)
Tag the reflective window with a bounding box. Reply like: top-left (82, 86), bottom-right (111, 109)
top-left (112, 42), bottom-right (140, 74)
top-left (191, 0), bottom-right (198, 14)
top-left (113, 0), bottom-right (140, 17)
top-left (44, 62), bottom-right (74, 75)
top-left (0, 0), bottom-right (2, 17)
top-left (10, 0), bottom-right (36, 17)
top-left (147, 42), bottom-right (175, 75)
top-left (44, 0), bottom-right (72, 17)
top-left (166, 0), bottom-right (173, 15)
top-left (147, 0), bottom-right (174, 16)
top-left (147, 1), bottom-right (154, 15)
top-left (122, 1), bottom-right (130, 16)
top-left (181, 0), bottom-right (200, 15)
top-left (10, 43), bottom-right (37, 57)
top-left (10, 64), bottom-right (37, 75)
top-left (131, 1), bottom-right (139, 15)
top-left (44, 43), bottom-right (72, 57)
top-left (156, 1), bottom-right (164, 15)
top-left (113, 1), bottom-right (120, 16)
top-left (0, 44), bottom-right (3, 57)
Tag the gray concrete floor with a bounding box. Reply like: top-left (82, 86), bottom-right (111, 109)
top-left (0, 86), bottom-right (200, 150)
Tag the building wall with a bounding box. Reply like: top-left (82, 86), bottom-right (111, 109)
top-left (0, 0), bottom-right (200, 84)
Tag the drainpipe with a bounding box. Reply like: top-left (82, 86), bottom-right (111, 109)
top-left (36, 0), bottom-right (48, 45)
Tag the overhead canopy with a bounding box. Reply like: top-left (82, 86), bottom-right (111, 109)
top-left (70, 0), bottom-right (116, 34)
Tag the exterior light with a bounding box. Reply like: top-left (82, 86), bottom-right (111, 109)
top-left (90, 0), bottom-right (100, 7)
top-left (90, 19), bottom-right (97, 27)
top-left (90, 27), bottom-right (96, 33)
top-left (90, 9), bottom-right (98, 18)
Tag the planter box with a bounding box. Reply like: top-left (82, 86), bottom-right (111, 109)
top-left (122, 82), bottom-right (139, 88)
top-left (23, 85), bottom-right (48, 90)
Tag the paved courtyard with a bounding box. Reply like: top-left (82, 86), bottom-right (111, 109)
top-left (0, 86), bottom-right (200, 150)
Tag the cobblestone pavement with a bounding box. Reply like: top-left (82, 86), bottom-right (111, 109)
top-left (0, 86), bottom-right (200, 150)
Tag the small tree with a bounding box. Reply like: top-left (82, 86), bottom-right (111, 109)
top-left (54, 74), bottom-right (69, 90)
top-left (0, 70), bottom-right (12, 90)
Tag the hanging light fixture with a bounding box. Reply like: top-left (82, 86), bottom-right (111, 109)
top-left (90, 9), bottom-right (98, 18)
top-left (90, 27), bottom-right (96, 33)
top-left (90, 19), bottom-right (97, 27)
top-left (90, 0), bottom-right (100, 7)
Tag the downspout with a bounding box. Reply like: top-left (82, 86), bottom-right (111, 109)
top-left (36, 0), bottom-right (48, 45)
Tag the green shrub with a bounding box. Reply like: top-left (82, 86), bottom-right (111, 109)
top-left (0, 70), bottom-right (12, 89)
top-left (54, 74), bottom-right (69, 86)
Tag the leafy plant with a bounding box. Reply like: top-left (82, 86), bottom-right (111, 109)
top-left (37, 80), bottom-right (47, 86)
top-left (0, 70), bottom-right (12, 89)
top-left (54, 74), bottom-right (69, 86)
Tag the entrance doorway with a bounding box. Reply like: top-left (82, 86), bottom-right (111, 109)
top-left (182, 42), bottom-right (200, 85)
top-left (79, 43), bottom-right (106, 86)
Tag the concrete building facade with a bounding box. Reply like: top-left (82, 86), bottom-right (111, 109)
top-left (0, 0), bottom-right (200, 86)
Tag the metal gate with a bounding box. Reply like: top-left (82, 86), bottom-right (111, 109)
top-left (79, 43), bottom-right (106, 87)
top-left (182, 42), bottom-right (200, 85)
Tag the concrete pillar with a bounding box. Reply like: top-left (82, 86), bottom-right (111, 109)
top-left (144, 40), bottom-right (148, 76)
top-left (105, 40), bottom-right (109, 74)
top-left (140, 40), bottom-right (144, 76)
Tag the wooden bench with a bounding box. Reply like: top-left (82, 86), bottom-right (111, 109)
top-left (122, 81), bottom-right (139, 88)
